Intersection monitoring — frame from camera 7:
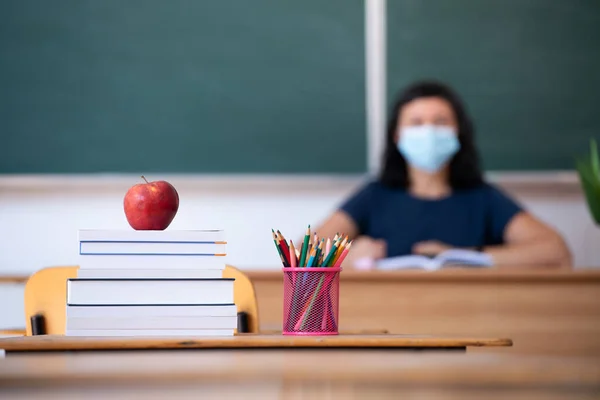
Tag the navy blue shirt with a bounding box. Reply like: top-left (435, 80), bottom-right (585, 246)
top-left (340, 181), bottom-right (522, 257)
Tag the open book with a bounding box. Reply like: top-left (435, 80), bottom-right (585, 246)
top-left (355, 249), bottom-right (493, 272)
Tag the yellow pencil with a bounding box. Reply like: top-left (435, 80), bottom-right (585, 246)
top-left (308, 233), bottom-right (318, 257)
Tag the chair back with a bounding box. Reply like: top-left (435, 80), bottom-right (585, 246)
top-left (24, 265), bottom-right (259, 335)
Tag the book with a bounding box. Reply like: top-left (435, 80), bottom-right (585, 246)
top-left (66, 304), bottom-right (238, 318)
top-left (66, 315), bottom-right (238, 330)
top-left (79, 229), bottom-right (225, 242)
top-left (65, 329), bottom-right (234, 337)
top-left (78, 254), bottom-right (226, 270)
top-left (358, 249), bottom-right (493, 271)
top-left (76, 268), bottom-right (224, 279)
top-left (79, 241), bottom-right (227, 255)
top-left (67, 279), bottom-right (235, 305)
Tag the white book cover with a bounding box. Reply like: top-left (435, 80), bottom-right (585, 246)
top-left (66, 315), bottom-right (238, 330)
top-left (79, 241), bottom-right (226, 255)
top-left (65, 329), bottom-right (234, 337)
top-left (76, 268), bottom-right (224, 279)
top-left (358, 249), bottom-right (493, 272)
top-left (66, 304), bottom-right (238, 318)
top-left (67, 278), bottom-right (234, 305)
top-left (79, 254), bottom-right (226, 270)
top-left (79, 229), bottom-right (225, 242)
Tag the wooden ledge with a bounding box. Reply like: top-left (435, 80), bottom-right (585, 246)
top-left (0, 171), bottom-right (583, 196)
top-left (0, 334), bottom-right (512, 352)
top-left (0, 275), bottom-right (28, 284)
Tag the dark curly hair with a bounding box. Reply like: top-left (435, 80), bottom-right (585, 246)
top-left (379, 80), bottom-right (484, 189)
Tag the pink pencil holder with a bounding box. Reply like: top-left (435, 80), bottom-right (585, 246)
top-left (282, 267), bottom-right (341, 335)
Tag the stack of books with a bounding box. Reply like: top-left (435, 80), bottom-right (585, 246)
top-left (66, 229), bottom-right (237, 337)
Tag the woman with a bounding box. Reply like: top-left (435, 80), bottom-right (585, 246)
top-left (315, 81), bottom-right (571, 268)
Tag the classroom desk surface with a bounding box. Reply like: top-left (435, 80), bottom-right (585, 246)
top-left (0, 333), bottom-right (512, 352)
top-left (1, 350), bottom-right (598, 399)
top-left (247, 267), bottom-right (600, 282)
top-left (248, 268), bottom-right (600, 356)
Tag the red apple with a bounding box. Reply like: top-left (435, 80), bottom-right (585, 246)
top-left (123, 176), bottom-right (179, 230)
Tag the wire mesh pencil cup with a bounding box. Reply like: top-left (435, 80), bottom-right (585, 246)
top-left (282, 267), bottom-right (341, 335)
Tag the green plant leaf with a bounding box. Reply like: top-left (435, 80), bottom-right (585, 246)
top-left (576, 156), bottom-right (600, 225)
top-left (590, 138), bottom-right (600, 182)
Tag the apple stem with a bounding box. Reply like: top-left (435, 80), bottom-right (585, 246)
top-left (141, 175), bottom-right (149, 184)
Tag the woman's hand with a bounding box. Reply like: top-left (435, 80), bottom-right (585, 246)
top-left (352, 236), bottom-right (387, 259)
top-left (412, 240), bottom-right (452, 256)
top-left (342, 236), bottom-right (387, 269)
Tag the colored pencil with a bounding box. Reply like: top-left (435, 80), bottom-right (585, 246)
top-left (322, 241), bottom-right (339, 267)
top-left (289, 240), bottom-right (298, 268)
top-left (333, 241), bottom-right (352, 268)
top-left (315, 238), bottom-right (325, 266)
top-left (272, 229), bottom-right (289, 267)
top-left (298, 225), bottom-right (310, 268)
top-left (276, 231), bottom-right (291, 267)
top-left (277, 230), bottom-right (290, 255)
top-left (306, 246), bottom-right (317, 268)
top-left (300, 274), bottom-right (327, 330)
top-left (307, 232), bottom-right (316, 266)
top-left (314, 239), bottom-right (323, 266)
top-left (331, 237), bottom-right (348, 266)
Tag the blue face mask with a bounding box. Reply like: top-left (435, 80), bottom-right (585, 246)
top-left (397, 125), bottom-right (460, 173)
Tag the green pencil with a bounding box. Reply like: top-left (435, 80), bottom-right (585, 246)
top-left (322, 242), bottom-right (339, 267)
top-left (299, 225), bottom-right (310, 267)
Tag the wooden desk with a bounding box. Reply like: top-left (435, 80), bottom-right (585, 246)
top-left (0, 275), bottom-right (28, 284)
top-left (1, 350), bottom-right (598, 398)
top-left (247, 269), bottom-right (600, 356)
top-left (0, 333), bottom-right (511, 352)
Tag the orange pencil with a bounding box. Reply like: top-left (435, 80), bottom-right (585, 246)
top-left (307, 233), bottom-right (317, 261)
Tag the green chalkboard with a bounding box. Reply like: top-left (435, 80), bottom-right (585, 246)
top-left (0, 0), bottom-right (366, 174)
top-left (388, 0), bottom-right (600, 171)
